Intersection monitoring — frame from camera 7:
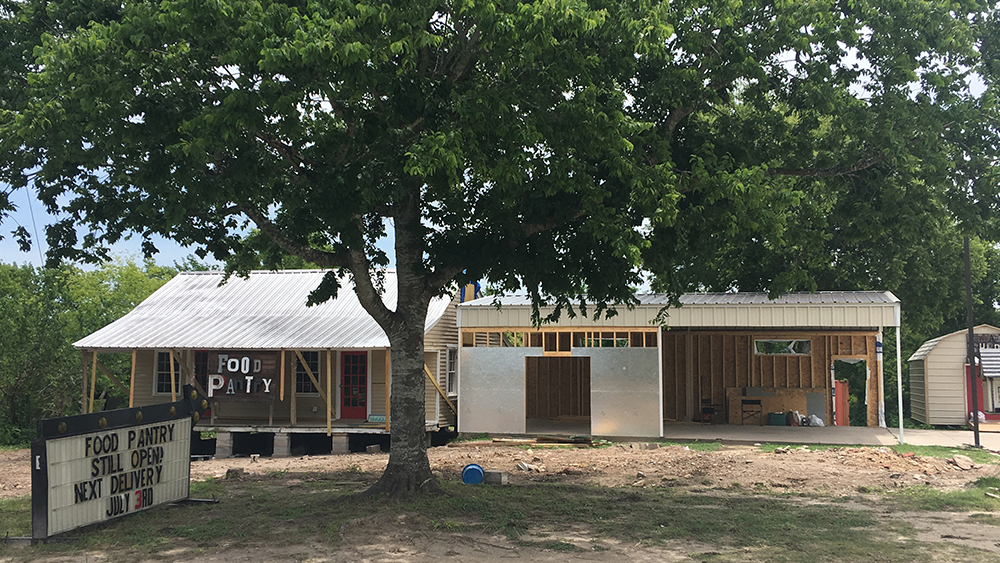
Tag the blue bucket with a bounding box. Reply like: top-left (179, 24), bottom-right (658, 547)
top-left (462, 463), bottom-right (484, 484)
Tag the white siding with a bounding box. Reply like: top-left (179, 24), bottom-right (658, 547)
top-left (909, 360), bottom-right (927, 423)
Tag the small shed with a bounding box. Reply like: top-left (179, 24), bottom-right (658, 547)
top-left (457, 291), bottom-right (900, 438)
top-left (74, 269), bottom-right (458, 456)
top-left (908, 324), bottom-right (1000, 425)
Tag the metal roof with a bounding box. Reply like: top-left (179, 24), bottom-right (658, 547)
top-left (75, 270), bottom-right (453, 351)
top-left (458, 291), bottom-right (900, 329)
top-left (460, 291), bottom-right (899, 308)
top-left (907, 325), bottom-right (1000, 362)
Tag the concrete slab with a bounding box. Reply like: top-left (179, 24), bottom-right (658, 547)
top-left (889, 428), bottom-right (1000, 452)
top-left (657, 423), bottom-right (898, 446)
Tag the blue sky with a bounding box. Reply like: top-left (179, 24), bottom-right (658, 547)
top-left (1, 186), bottom-right (397, 269)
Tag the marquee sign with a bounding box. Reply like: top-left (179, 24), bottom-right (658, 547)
top-left (31, 385), bottom-right (210, 538)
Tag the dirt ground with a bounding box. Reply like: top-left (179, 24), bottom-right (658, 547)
top-left (3, 439), bottom-right (998, 499)
top-left (4, 441), bottom-right (1000, 561)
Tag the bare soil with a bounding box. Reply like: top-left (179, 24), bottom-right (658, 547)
top-left (4, 441), bottom-right (1000, 561)
top-left (2, 440), bottom-right (996, 499)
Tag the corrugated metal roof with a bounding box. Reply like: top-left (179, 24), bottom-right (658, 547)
top-left (75, 270), bottom-right (453, 350)
top-left (907, 325), bottom-right (1000, 362)
top-left (461, 291), bottom-right (899, 308)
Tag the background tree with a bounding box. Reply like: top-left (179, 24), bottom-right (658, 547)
top-left (3, 0), bottom-right (998, 490)
top-left (0, 258), bottom-right (174, 445)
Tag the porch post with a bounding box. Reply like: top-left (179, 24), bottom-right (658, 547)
top-left (129, 349), bottom-right (136, 408)
top-left (326, 349), bottom-right (332, 436)
top-left (89, 351), bottom-right (98, 413)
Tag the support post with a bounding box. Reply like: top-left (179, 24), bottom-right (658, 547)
top-left (128, 349), bottom-right (137, 408)
top-left (81, 350), bottom-right (89, 413)
top-left (385, 349), bottom-right (391, 432)
top-left (965, 236), bottom-right (982, 447)
top-left (280, 348), bottom-right (286, 401)
top-left (168, 350), bottom-right (177, 402)
top-left (89, 351), bottom-right (98, 413)
top-left (326, 349), bottom-right (332, 436)
top-left (896, 326), bottom-right (904, 444)
top-left (290, 351), bottom-right (297, 427)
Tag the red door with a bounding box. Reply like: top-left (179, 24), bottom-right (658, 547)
top-left (341, 352), bottom-right (368, 419)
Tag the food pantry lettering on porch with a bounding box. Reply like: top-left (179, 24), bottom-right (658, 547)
top-left (205, 352), bottom-right (277, 401)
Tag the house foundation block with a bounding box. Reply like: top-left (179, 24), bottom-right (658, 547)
top-left (273, 433), bottom-right (291, 457)
top-left (332, 435), bottom-right (350, 454)
top-left (215, 431), bottom-right (232, 458)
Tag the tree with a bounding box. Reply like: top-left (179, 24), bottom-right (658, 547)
top-left (3, 0), bottom-right (996, 493)
top-left (0, 258), bottom-right (175, 444)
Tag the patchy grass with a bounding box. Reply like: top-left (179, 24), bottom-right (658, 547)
top-left (0, 496), bottom-right (30, 537)
top-left (3, 470), bottom-right (1000, 562)
top-left (886, 482), bottom-right (1000, 512)
top-left (890, 445), bottom-right (1000, 464)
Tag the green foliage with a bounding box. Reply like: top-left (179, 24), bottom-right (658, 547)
top-left (0, 258), bottom-right (174, 445)
top-left (3, 0), bottom-right (999, 481)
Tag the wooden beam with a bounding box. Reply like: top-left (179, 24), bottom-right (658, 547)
top-left (89, 351), bottom-right (98, 413)
top-left (169, 349), bottom-right (207, 397)
top-left (129, 349), bottom-right (136, 408)
top-left (290, 351), bottom-right (297, 426)
top-left (424, 364), bottom-right (456, 414)
top-left (279, 349), bottom-right (286, 402)
top-left (94, 360), bottom-right (129, 394)
top-left (326, 350), bottom-right (332, 436)
top-left (168, 350), bottom-right (177, 402)
top-left (293, 350), bottom-right (328, 403)
top-left (81, 350), bottom-right (89, 413)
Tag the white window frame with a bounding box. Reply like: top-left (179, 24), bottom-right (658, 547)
top-left (294, 350), bottom-right (322, 396)
top-left (153, 351), bottom-right (180, 396)
top-left (445, 346), bottom-right (458, 396)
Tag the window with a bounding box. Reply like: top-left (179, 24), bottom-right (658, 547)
top-left (155, 352), bottom-right (180, 394)
top-left (445, 347), bottom-right (458, 395)
top-left (754, 339), bottom-right (811, 355)
top-left (295, 351), bottom-right (320, 394)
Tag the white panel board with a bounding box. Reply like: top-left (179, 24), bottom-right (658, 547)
top-left (458, 348), bottom-right (537, 434)
top-left (586, 348), bottom-right (660, 437)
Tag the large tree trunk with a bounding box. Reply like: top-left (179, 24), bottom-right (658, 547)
top-left (364, 321), bottom-right (442, 496)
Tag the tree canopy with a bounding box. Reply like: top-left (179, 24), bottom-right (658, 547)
top-left (3, 0), bottom-right (999, 492)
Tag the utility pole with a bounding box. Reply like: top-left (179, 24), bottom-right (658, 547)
top-left (965, 236), bottom-right (982, 448)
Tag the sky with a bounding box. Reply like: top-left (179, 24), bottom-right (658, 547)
top-left (0, 186), bottom-right (396, 269)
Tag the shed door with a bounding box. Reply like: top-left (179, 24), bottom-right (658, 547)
top-left (341, 352), bottom-right (368, 419)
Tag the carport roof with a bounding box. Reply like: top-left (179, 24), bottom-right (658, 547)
top-left (458, 291), bottom-right (900, 329)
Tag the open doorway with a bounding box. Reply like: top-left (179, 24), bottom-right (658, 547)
top-left (525, 356), bottom-right (590, 434)
top-left (834, 359), bottom-right (868, 426)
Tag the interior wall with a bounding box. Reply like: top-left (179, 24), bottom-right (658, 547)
top-left (661, 330), bottom-right (879, 425)
top-left (525, 356), bottom-right (590, 419)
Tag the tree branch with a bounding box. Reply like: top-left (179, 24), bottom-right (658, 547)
top-left (238, 203), bottom-right (348, 268)
top-left (347, 249), bottom-right (396, 329)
